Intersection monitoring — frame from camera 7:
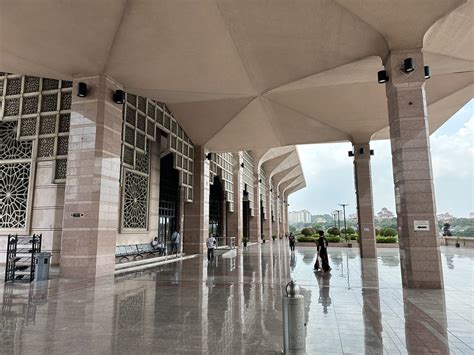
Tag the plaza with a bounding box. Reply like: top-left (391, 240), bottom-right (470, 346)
top-left (0, 0), bottom-right (473, 353)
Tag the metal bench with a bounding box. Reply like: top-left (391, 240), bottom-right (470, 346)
top-left (116, 243), bottom-right (160, 263)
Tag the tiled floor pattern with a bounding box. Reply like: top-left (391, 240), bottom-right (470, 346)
top-left (0, 242), bottom-right (473, 354)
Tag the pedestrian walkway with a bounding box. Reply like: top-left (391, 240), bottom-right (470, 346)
top-left (0, 241), bottom-right (472, 354)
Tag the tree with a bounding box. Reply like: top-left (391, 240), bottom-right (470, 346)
top-left (301, 228), bottom-right (313, 236)
top-left (327, 227), bottom-right (340, 236)
top-left (341, 227), bottom-right (355, 235)
top-left (380, 227), bottom-right (397, 237)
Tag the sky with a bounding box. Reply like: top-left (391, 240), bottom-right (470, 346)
top-left (288, 99), bottom-right (474, 218)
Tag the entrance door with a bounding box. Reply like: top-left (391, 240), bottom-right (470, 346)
top-left (159, 154), bottom-right (179, 254)
top-left (209, 176), bottom-right (224, 245)
top-left (243, 191), bottom-right (250, 241)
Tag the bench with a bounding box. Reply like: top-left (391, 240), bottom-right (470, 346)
top-left (115, 243), bottom-right (165, 263)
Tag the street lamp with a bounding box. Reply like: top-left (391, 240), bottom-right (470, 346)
top-left (335, 210), bottom-right (342, 234)
top-left (339, 204), bottom-right (350, 247)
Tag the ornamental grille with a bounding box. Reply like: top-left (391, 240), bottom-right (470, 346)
top-left (242, 151), bottom-right (255, 215)
top-left (120, 93), bottom-right (195, 230)
top-left (259, 167), bottom-right (267, 218)
top-left (122, 170), bottom-right (149, 230)
top-left (0, 122), bottom-right (33, 160)
top-left (0, 163), bottom-right (31, 229)
top-left (0, 73), bottom-right (72, 183)
top-left (122, 93), bottom-right (194, 202)
top-left (209, 152), bottom-right (234, 212)
top-left (0, 121), bottom-right (33, 230)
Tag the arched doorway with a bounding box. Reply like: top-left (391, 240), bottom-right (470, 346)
top-left (159, 153), bottom-right (180, 254)
top-left (209, 176), bottom-right (224, 244)
top-left (243, 190), bottom-right (250, 242)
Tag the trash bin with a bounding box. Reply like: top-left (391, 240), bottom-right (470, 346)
top-left (282, 280), bottom-right (306, 354)
top-left (35, 252), bottom-right (51, 282)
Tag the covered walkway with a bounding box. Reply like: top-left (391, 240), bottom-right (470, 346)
top-left (1, 241), bottom-right (472, 354)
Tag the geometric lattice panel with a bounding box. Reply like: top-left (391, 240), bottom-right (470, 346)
top-left (0, 162), bottom-right (31, 229)
top-left (210, 152), bottom-right (234, 211)
top-left (0, 74), bottom-right (72, 183)
top-left (122, 170), bottom-right (148, 230)
top-left (55, 159), bottom-right (67, 181)
top-left (123, 93), bottom-right (194, 202)
top-left (0, 122), bottom-right (33, 160)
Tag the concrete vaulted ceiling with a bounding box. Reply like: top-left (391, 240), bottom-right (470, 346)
top-left (258, 146), bottom-right (306, 197)
top-left (1, 0), bottom-right (472, 152)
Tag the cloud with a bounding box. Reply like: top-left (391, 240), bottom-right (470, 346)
top-left (430, 115), bottom-right (474, 179)
top-left (290, 114), bottom-right (474, 217)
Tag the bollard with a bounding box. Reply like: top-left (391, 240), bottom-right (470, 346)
top-left (282, 280), bottom-right (306, 354)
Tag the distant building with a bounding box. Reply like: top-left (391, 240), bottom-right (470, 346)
top-left (348, 213), bottom-right (358, 222)
top-left (289, 210), bottom-right (312, 224)
top-left (438, 212), bottom-right (455, 223)
top-left (470, 212), bottom-right (474, 219)
top-left (377, 207), bottom-right (395, 219)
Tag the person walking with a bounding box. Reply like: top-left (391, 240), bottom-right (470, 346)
top-left (316, 230), bottom-right (331, 272)
top-left (171, 229), bottom-right (180, 256)
top-left (288, 233), bottom-right (296, 252)
top-left (207, 234), bottom-right (217, 262)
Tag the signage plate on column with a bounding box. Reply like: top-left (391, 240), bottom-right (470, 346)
top-left (414, 220), bottom-right (430, 231)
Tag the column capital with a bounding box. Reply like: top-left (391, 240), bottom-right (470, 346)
top-left (385, 49), bottom-right (426, 94)
top-left (352, 142), bottom-right (373, 161)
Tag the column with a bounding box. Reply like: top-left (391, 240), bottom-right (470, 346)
top-left (60, 75), bottom-right (122, 279)
top-left (227, 153), bottom-right (243, 245)
top-left (263, 182), bottom-right (272, 241)
top-left (385, 49), bottom-right (443, 289)
top-left (248, 171), bottom-right (261, 243)
top-left (183, 146), bottom-right (209, 254)
top-left (272, 190), bottom-right (280, 239)
top-left (353, 142), bottom-right (377, 258)
top-left (282, 195), bottom-right (288, 235)
top-left (278, 197), bottom-right (284, 237)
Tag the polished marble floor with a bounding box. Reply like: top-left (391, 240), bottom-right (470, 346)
top-left (0, 242), bottom-right (473, 354)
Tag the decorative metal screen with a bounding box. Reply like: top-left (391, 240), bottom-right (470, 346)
top-left (210, 152), bottom-right (234, 212)
top-left (259, 167), bottom-right (267, 219)
top-left (121, 93), bottom-right (195, 230)
top-left (0, 121), bottom-right (33, 229)
top-left (0, 73), bottom-right (72, 183)
top-left (242, 151), bottom-right (255, 215)
top-left (122, 170), bottom-right (149, 230)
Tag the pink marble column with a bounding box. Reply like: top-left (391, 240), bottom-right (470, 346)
top-left (385, 50), bottom-right (443, 289)
top-left (248, 171), bottom-right (261, 243)
top-left (263, 182), bottom-right (272, 241)
top-left (353, 143), bottom-right (377, 258)
top-left (278, 197), bottom-right (284, 237)
top-left (272, 189), bottom-right (280, 239)
top-left (60, 75), bottom-right (123, 279)
top-left (183, 146), bottom-right (209, 254)
top-left (227, 153), bottom-right (243, 245)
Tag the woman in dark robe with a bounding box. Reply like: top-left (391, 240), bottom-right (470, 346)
top-left (317, 230), bottom-right (331, 272)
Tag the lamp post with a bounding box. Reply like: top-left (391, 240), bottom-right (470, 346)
top-left (339, 204), bottom-right (350, 247)
top-left (335, 210), bottom-right (342, 234)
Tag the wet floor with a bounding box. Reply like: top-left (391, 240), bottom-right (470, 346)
top-left (0, 241), bottom-right (473, 354)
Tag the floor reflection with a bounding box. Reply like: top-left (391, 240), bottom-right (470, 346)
top-left (315, 272), bottom-right (332, 314)
top-left (403, 289), bottom-right (450, 354)
top-left (0, 243), bottom-right (471, 354)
